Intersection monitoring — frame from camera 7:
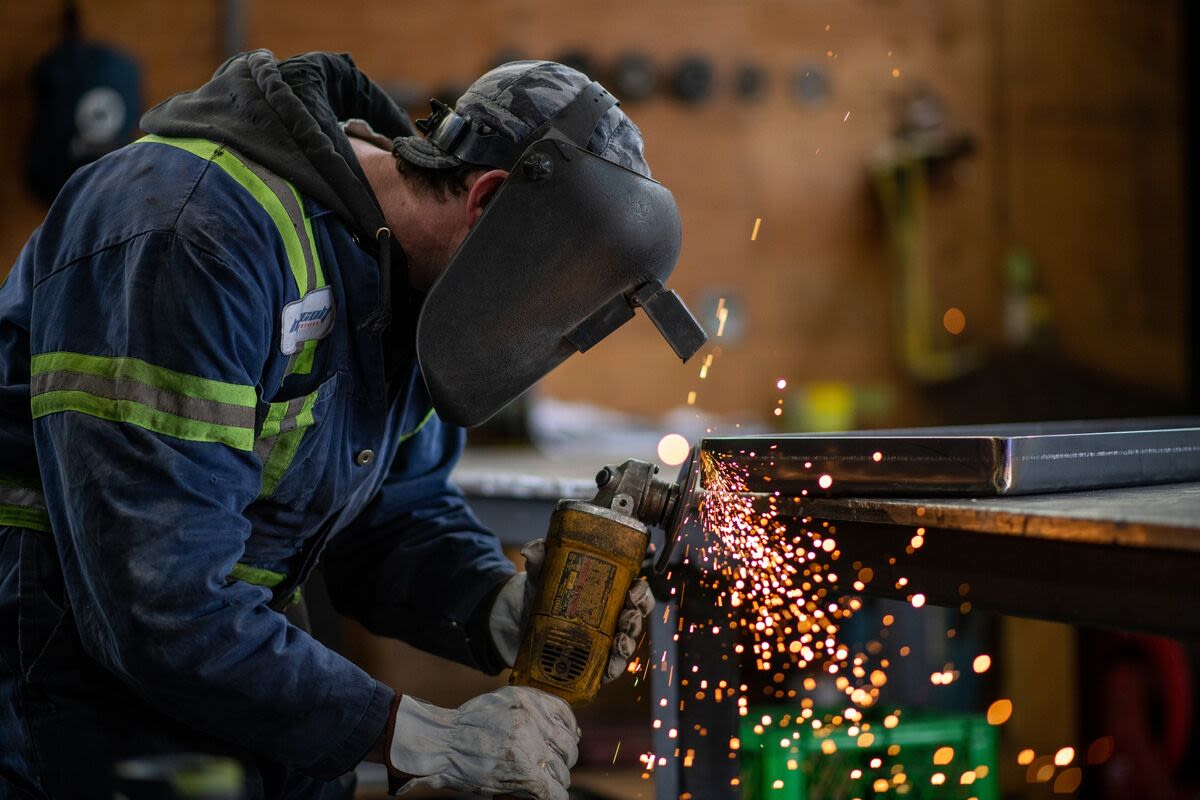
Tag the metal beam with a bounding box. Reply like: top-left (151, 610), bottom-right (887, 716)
top-left (699, 418), bottom-right (1200, 496)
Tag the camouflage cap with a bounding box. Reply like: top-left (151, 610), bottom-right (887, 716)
top-left (395, 60), bottom-right (650, 178)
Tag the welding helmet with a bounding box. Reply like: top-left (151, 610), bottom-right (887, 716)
top-left (396, 61), bottom-right (707, 428)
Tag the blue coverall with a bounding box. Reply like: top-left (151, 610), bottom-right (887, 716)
top-left (0, 135), bottom-right (514, 797)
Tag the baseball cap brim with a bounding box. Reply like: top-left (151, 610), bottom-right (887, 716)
top-left (393, 135), bottom-right (466, 169)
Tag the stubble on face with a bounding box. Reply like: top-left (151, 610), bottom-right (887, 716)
top-left (406, 228), bottom-right (467, 293)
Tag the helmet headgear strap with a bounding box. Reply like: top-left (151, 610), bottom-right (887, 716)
top-left (413, 82), bottom-right (618, 171)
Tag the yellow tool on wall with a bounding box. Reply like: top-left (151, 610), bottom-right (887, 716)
top-left (871, 90), bottom-right (981, 384)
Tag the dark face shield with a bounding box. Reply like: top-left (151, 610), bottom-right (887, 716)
top-left (416, 136), bottom-right (707, 428)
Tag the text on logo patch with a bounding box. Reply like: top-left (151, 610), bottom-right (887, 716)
top-left (280, 287), bottom-right (335, 355)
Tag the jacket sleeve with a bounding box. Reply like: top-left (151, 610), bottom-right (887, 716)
top-left (321, 418), bottom-right (516, 675)
top-left (30, 231), bottom-right (391, 778)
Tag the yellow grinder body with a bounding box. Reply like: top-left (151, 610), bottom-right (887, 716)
top-left (510, 499), bottom-right (649, 705)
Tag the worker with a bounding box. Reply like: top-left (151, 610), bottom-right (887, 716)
top-left (0, 51), bottom-right (704, 799)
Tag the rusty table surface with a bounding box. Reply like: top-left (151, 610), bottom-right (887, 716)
top-left (794, 481), bottom-right (1200, 552)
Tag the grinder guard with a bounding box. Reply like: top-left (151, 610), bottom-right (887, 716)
top-left (654, 447), bottom-right (702, 572)
top-left (416, 137), bottom-right (704, 428)
top-left (511, 457), bottom-right (694, 704)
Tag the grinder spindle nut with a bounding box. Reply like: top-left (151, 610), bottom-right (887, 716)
top-left (595, 466), bottom-right (613, 488)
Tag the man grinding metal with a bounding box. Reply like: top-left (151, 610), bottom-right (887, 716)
top-left (0, 52), bottom-right (706, 798)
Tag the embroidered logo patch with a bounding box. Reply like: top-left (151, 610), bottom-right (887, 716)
top-left (280, 287), bottom-right (335, 355)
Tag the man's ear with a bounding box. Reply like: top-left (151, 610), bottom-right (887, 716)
top-left (465, 169), bottom-right (509, 229)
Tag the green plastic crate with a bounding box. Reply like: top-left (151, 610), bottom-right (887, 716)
top-left (739, 709), bottom-right (998, 800)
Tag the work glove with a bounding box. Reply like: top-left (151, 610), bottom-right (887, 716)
top-left (490, 539), bottom-right (655, 682)
top-left (385, 686), bottom-right (580, 800)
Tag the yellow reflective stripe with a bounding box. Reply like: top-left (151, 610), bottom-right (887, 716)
top-left (399, 408), bottom-right (437, 444)
top-left (0, 477), bottom-right (50, 532)
top-left (137, 136), bottom-right (329, 378)
top-left (284, 184), bottom-right (326, 377)
top-left (291, 340), bottom-right (319, 376)
top-left (31, 352), bottom-right (256, 407)
top-left (255, 388), bottom-right (320, 497)
top-left (258, 396), bottom-right (297, 440)
top-left (292, 183), bottom-right (327, 290)
top-left (31, 390), bottom-right (255, 451)
top-left (228, 563), bottom-right (302, 608)
top-left (229, 562), bottom-right (286, 588)
top-left (137, 135), bottom-right (310, 296)
top-left (30, 352), bottom-right (257, 451)
top-left (0, 507), bottom-right (51, 532)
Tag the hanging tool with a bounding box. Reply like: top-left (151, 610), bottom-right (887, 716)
top-left (871, 89), bottom-right (980, 383)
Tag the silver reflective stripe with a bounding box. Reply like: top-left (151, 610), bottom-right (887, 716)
top-left (253, 437), bottom-right (274, 466)
top-left (0, 486), bottom-right (46, 511)
top-left (227, 147), bottom-right (319, 376)
top-left (277, 395), bottom-right (308, 436)
top-left (254, 395), bottom-right (308, 464)
top-left (225, 147), bottom-right (319, 296)
top-left (30, 371), bottom-right (255, 429)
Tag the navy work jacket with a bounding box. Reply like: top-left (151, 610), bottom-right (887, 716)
top-left (0, 136), bottom-right (514, 794)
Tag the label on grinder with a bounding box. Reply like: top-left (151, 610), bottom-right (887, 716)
top-left (550, 552), bottom-right (617, 629)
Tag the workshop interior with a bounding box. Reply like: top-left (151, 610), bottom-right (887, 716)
top-left (1, 1), bottom-right (1197, 799)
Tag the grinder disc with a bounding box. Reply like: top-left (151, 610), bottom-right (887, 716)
top-left (655, 447), bottom-right (702, 572)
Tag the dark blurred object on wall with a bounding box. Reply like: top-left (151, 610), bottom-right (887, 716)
top-left (670, 55), bottom-right (715, 105)
top-left (608, 52), bottom-right (657, 103)
top-left (732, 61), bottom-right (768, 102)
top-left (553, 48), bottom-right (595, 79)
top-left (24, 0), bottom-right (140, 205)
top-left (790, 63), bottom-right (830, 106)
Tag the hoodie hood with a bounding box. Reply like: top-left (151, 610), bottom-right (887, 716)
top-left (141, 50), bottom-right (414, 331)
top-left (142, 49), bottom-right (410, 234)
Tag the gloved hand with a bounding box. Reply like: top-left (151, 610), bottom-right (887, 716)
top-left (385, 686), bottom-right (580, 799)
top-left (490, 539), bottom-right (655, 682)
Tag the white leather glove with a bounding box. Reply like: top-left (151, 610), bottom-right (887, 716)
top-left (386, 686), bottom-right (580, 799)
top-left (490, 539), bottom-right (656, 682)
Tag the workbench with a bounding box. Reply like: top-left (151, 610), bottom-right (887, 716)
top-left (455, 450), bottom-right (1200, 636)
top-left (779, 482), bottom-right (1200, 637)
top-left (453, 448), bottom-right (1200, 800)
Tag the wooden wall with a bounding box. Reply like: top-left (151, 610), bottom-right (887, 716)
top-left (0, 0), bottom-right (1185, 422)
top-left (997, 0), bottom-right (1185, 394)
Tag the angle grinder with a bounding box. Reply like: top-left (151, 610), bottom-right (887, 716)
top-left (509, 455), bottom-right (701, 705)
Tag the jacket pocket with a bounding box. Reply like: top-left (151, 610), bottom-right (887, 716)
top-left (17, 528), bottom-right (69, 679)
top-left (254, 371), bottom-right (341, 510)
